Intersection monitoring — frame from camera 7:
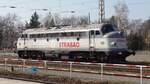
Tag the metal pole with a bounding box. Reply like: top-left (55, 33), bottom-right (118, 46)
top-left (88, 12), bottom-right (91, 24)
top-left (140, 66), bottom-right (143, 84)
top-left (109, 0), bottom-right (112, 17)
top-left (98, 0), bottom-right (105, 23)
top-left (22, 59), bottom-right (26, 72)
top-left (4, 58), bottom-right (7, 71)
top-left (100, 63), bottom-right (103, 81)
top-left (70, 62), bottom-right (73, 80)
top-left (44, 61), bottom-right (47, 69)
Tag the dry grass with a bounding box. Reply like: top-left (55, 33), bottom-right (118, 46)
top-left (0, 70), bottom-right (134, 84)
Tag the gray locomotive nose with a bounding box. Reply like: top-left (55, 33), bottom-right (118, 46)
top-left (103, 31), bottom-right (124, 38)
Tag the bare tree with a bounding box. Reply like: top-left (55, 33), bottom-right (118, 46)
top-left (114, 0), bottom-right (129, 31)
top-left (61, 17), bottom-right (72, 26)
top-left (61, 16), bottom-right (89, 27)
top-left (43, 13), bottom-right (89, 28)
top-left (0, 14), bottom-right (21, 48)
top-left (142, 18), bottom-right (150, 50)
top-left (79, 16), bottom-right (89, 25)
top-left (107, 16), bottom-right (118, 26)
top-left (53, 13), bottom-right (62, 25)
top-left (128, 19), bottom-right (142, 34)
top-left (43, 12), bottom-right (56, 28)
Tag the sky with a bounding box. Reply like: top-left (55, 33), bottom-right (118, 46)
top-left (0, 0), bottom-right (149, 22)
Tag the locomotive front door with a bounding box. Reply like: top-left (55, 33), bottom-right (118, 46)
top-left (23, 34), bottom-right (28, 49)
top-left (89, 30), bottom-right (95, 56)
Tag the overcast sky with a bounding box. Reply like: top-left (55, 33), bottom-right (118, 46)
top-left (0, 0), bottom-right (149, 22)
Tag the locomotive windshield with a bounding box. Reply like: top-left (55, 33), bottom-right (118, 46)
top-left (101, 24), bottom-right (115, 35)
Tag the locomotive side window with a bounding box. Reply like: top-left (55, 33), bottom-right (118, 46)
top-left (74, 32), bottom-right (79, 36)
top-left (62, 32), bottom-right (77, 37)
top-left (61, 33), bottom-right (67, 37)
top-left (66, 32), bottom-right (72, 37)
top-left (79, 32), bottom-right (86, 38)
top-left (29, 31), bottom-right (87, 39)
top-left (30, 34), bottom-right (36, 38)
top-left (59, 32), bottom-right (86, 37)
top-left (47, 33), bottom-right (51, 37)
top-left (101, 24), bottom-right (115, 35)
top-left (90, 30), bottom-right (94, 35)
top-left (51, 33), bottom-right (58, 37)
top-left (21, 34), bottom-right (27, 38)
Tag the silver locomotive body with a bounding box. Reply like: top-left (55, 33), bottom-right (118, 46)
top-left (17, 24), bottom-right (134, 62)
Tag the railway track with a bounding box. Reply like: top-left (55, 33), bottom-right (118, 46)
top-left (1, 54), bottom-right (150, 65)
top-left (0, 57), bottom-right (150, 78)
top-left (0, 57), bottom-right (150, 84)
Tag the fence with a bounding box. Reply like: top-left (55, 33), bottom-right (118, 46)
top-left (0, 58), bottom-right (150, 84)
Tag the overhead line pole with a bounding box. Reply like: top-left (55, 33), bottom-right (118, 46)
top-left (109, 0), bottom-right (112, 18)
top-left (98, 0), bottom-right (105, 23)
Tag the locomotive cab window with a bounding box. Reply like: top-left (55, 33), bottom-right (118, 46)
top-left (95, 30), bottom-right (100, 35)
top-left (90, 30), bottom-right (100, 35)
top-left (101, 24), bottom-right (115, 35)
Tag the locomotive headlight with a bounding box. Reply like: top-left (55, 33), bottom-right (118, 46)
top-left (111, 42), bottom-right (117, 46)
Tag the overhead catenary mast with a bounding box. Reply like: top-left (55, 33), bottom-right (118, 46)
top-left (98, 0), bottom-right (105, 23)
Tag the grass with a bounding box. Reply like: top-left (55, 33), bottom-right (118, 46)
top-left (0, 70), bottom-right (134, 84)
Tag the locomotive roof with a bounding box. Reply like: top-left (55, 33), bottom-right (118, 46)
top-left (23, 24), bottom-right (104, 34)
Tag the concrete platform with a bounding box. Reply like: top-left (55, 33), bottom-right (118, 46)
top-left (0, 78), bottom-right (42, 84)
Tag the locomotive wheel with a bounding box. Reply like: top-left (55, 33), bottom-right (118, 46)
top-left (32, 55), bottom-right (37, 59)
top-left (107, 56), bottom-right (115, 63)
top-left (30, 51), bottom-right (45, 60)
top-left (37, 52), bottom-right (42, 60)
top-left (41, 53), bottom-right (46, 60)
top-left (96, 56), bottom-right (107, 63)
top-left (117, 56), bottom-right (127, 63)
top-left (31, 52), bottom-right (37, 59)
top-left (69, 52), bottom-right (77, 61)
top-left (95, 53), bottom-right (107, 63)
top-left (68, 53), bottom-right (74, 61)
top-left (69, 52), bottom-right (86, 62)
top-left (18, 52), bottom-right (23, 58)
top-left (22, 51), bottom-right (29, 59)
